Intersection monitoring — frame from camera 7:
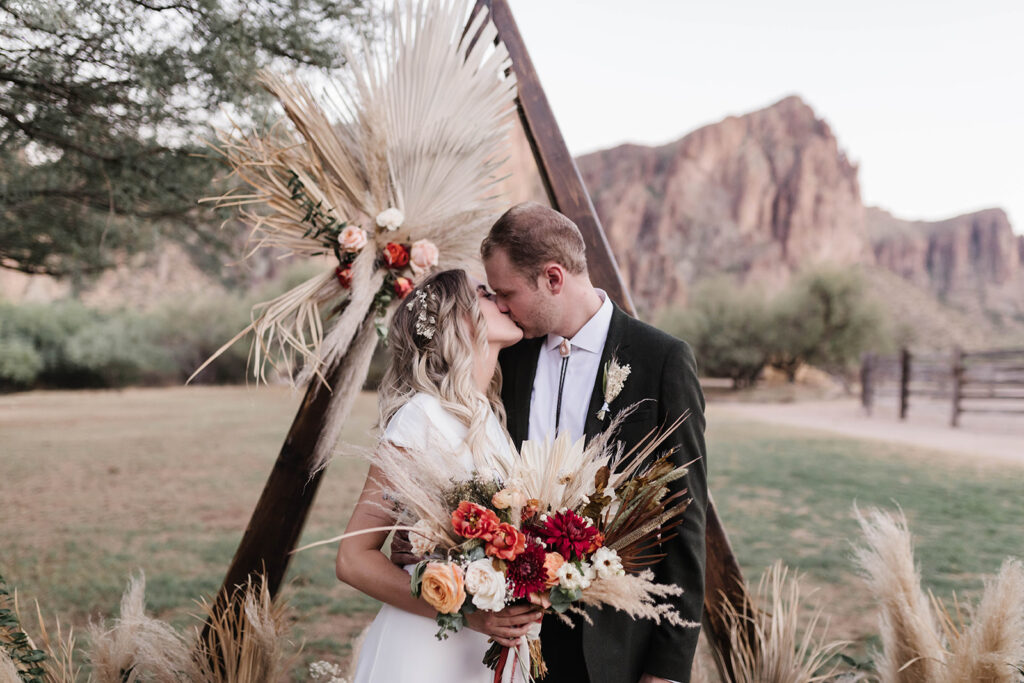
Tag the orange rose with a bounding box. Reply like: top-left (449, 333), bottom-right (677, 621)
top-left (588, 532), bottom-right (605, 554)
top-left (542, 552), bottom-right (566, 587)
top-left (485, 522), bottom-right (527, 561)
top-left (420, 562), bottom-right (466, 615)
top-left (382, 242), bottom-right (410, 268)
top-left (393, 276), bottom-right (414, 298)
top-left (451, 501), bottom-right (500, 540)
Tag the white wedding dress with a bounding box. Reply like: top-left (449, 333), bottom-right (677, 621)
top-left (352, 392), bottom-right (523, 683)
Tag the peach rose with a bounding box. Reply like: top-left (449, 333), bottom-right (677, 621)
top-left (542, 552), bottom-right (566, 587)
top-left (338, 225), bottom-right (368, 252)
top-left (409, 239), bottom-right (439, 274)
top-left (420, 562), bottom-right (466, 615)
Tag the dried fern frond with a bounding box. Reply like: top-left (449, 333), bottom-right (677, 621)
top-left (0, 651), bottom-right (21, 683)
top-left (718, 562), bottom-right (848, 683)
top-left (197, 0), bottom-right (517, 387)
top-left (853, 507), bottom-right (946, 683)
top-left (88, 572), bottom-right (198, 683)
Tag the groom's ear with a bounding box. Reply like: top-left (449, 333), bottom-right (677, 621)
top-left (542, 263), bottom-right (566, 294)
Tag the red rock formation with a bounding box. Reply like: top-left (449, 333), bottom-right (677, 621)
top-left (575, 95), bottom-right (870, 314)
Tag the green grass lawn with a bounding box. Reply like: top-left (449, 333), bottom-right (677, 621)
top-left (2, 386), bottom-right (1022, 677)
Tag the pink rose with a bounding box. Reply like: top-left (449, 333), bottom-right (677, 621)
top-left (338, 225), bottom-right (368, 252)
top-left (409, 239), bottom-right (439, 274)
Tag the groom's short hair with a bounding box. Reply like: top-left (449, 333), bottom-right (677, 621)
top-left (481, 202), bottom-right (587, 284)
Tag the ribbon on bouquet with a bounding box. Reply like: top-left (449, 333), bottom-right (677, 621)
top-left (495, 621), bottom-right (543, 683)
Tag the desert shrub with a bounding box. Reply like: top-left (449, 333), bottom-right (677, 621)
top-left (0, 336), bottom-right (44, 389)
top-left (659, 277), bottom-right (771, 388)
top-left (64, 311), bottom-right (176, 387)
top-left (150, 292), bottom-right (254, 384)
top-left (0, 299), bottom-right (103, 386)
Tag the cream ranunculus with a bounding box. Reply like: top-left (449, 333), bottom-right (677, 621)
top-left (338, 225), bottom-right (368, 252)
top-left (464, 558), bottom-right (507, 612)
top-left (409, 519), bottom-right (438, 557)
top-left (375, 207), bottom-right (404, 231)
top-left (591, 546), bottom-right (625, 579)
top-left (491, 486), bottom-right (527, 510)
top-left (409, 239), bottom-right (439, 274)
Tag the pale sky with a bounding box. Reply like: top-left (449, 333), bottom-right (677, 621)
top-left (510, 0), bottom-right (1024, 233)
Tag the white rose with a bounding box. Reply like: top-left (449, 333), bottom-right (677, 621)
top-left (409, 519), bottom-right (438, 557)
top-left (591, 547), bottom-right (625, 579)
top-left (338, 225), bottom-right (368, 252)
top-left (464, 559), bottom-right (507, 611)
top-left (556, 562), bottom-right (592, 591)
top-left (375, 207), bottom-right (404, 231)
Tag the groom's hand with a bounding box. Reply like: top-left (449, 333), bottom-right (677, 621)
top-left (388, 530), bottom-right (421, 566)
top-left (465, 604), bottom-right (542, 648)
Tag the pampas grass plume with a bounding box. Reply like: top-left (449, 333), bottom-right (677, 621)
top-left (853, 507), bottom-right (945, 683)
top-left (718, 561), bottom-right (846, 683)
top-left (88, 572), bottom-right (195, 683)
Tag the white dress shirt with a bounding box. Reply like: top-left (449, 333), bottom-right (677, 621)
top-left (527, 290), bottom-right (613, 444)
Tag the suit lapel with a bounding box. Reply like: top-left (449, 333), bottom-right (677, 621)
top-left (584, 305), bottom-right (630, 441)
top-left (508, 337), bottom-right (542, 448)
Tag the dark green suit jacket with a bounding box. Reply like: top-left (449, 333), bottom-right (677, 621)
top-left (498, 304), bottom-right (707, 683)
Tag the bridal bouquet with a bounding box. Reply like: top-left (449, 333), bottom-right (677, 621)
top-left (377, 411), bottom-right (697, 681)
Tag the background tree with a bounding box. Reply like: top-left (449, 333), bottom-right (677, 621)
top-left (0, 0), bottom-right (374, 278)
top-left (660, 276), bottom-right (772, 388)
top-left (767, 266), bottom-right (886, 382)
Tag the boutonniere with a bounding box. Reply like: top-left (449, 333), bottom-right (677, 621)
top-left (597, 357), bottom-right (631, 421)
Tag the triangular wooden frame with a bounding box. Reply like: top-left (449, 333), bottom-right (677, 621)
top-left (208, 2), bottom-right (756, 678)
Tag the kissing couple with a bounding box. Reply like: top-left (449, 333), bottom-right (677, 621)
top-left (335, 202), bottom-right (708, 683)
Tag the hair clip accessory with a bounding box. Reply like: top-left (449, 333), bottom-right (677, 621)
top-left (406, 286), bottom-right (438, 340)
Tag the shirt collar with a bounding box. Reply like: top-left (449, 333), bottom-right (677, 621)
top-left (544, 289), bottom-right (613, 354)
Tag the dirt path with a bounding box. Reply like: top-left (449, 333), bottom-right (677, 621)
top-left (710, 396), bottom-right (1024, 465)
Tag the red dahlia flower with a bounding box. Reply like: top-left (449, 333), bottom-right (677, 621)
top-left (451, 501), bottom-right (499, 540)
top-left (507, 540), bottom-right (548, 599)
top-left (485, 522), bottom-right (526, 560)
top-left (537, 509), bottom-right (601, 561)
top-left (383, 242), bottom-right (410, 268)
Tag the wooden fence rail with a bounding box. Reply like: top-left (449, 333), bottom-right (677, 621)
top-left (861, 346), bottom-right (1024, 427)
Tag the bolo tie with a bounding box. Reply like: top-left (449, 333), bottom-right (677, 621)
top-left (554, 337), bottom-right (571, 434)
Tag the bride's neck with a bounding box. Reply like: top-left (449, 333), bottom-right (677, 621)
top-left (474, 342), bottom-right (500, 394)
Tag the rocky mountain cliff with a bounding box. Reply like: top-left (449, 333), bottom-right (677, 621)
top-left (565, 96), bottom-right (1023, 334)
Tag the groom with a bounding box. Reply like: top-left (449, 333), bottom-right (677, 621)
top-left (482, 202), bottom-right (707, 683)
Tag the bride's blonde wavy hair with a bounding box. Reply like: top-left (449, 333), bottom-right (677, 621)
top-left (378, 269), bottom-right (506, 455)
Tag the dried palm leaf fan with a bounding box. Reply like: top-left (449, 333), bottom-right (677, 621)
top-left (192, 0), bottom-right (517, 467)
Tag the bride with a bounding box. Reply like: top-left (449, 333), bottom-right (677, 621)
top-left (336, 269), bottom-right (539, 682)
